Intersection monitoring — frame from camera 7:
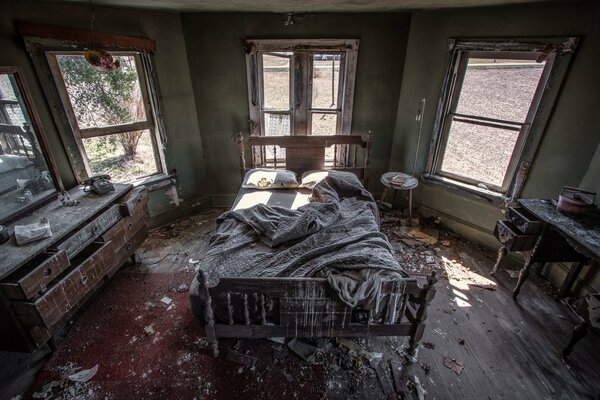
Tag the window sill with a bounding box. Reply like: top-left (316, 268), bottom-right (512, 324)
top-left (421, 174), bottom-right (507, 205)
top-left (129, 173), bottom-right (176, 191)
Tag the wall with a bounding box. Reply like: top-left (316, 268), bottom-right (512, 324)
top-left (181, 12), bottom-right (411, 205)
top-left (389, 1), bottom-right (600, 290)
top-left (0, 0), bottom-right (207, 220)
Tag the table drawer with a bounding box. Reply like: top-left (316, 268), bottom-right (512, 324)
top-left (507, 206), bottom-right (542, 234)
top-left (11, 240), bottom-right (115, 328)
top-left (0, 250), bottom-right (70, 301)
top-left (494, 220), bottom-right (538, 252)
top-left (55, 205), bottom-right (122, 258)
top-left (120, 187), bottom-right (148, 217)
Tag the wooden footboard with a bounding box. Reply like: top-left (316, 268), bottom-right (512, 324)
top-left (190, 270), bottom-right (437, 357)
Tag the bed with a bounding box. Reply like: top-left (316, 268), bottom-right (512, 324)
top-left (190, 133), bottom-right (437, 357)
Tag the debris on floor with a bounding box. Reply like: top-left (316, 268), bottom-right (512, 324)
top-left (225, 349), bottom-right (257, 367)
top-left (177, 283), bottom-right (189, 292)
top-left (67, 365), bottom-right (98, 383)
top-left (160, 296), bottom-right (173, 305)
top-left (443, 356), bottom-right (465, 375)
top-left (143, 324), bottom-right (155, 336)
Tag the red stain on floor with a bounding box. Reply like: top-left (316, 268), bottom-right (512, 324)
top-left (28, 270), bottom-right (327, 399)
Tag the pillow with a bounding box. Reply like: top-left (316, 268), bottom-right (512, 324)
top-left (241, 168), bottom-right (299, 190)
top-left (300, 169), bottom-right (361, 189)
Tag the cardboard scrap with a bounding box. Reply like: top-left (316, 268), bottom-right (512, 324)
top-left (443, 356), bottom-right (465, 375)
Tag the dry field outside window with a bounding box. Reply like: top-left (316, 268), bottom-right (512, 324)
top-left (262, 55), bottom-right (341, 163)
top-left (441, 60), bottom-right (545, 187)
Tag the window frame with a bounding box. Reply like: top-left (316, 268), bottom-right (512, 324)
top-left (426, 38), bottom-right (578, 197)
top-left (46, 50), bottom-right (164, 180)
top-left (245, 39), bottom-right (358, 139)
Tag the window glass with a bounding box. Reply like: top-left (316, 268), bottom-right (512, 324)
top-left (82, 130), bottom-right (157, 182)
top-left (455, 58), bottom-right (545, 122)
top-left (0, 72), bottom-right (58, 222)
top-left (56, 55), bottom-right (146, 129)
top-left (262, 53), bottom-right (291, 111)
top-left (437, 55), bottom-right (548, 189)
top-left (441, 121), bottom-right (519, 186)
top-left (311, 113), bottom-right (337, 136)
top-left (311, 53), bottom-right (341, 109)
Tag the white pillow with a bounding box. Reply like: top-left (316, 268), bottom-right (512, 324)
top-left (300, 170), bottom-right (361, 189)
top-left (242, 168), bottom-right (299, 189)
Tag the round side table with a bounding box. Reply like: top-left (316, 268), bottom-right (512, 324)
top-left (380, 172), bottom-right (419, 221)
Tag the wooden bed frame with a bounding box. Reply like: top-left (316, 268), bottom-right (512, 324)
top-left (190, 133), bottom-right (437, 358)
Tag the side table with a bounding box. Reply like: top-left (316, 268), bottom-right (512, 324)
top-left (380, 172), bottom-right (419, 221)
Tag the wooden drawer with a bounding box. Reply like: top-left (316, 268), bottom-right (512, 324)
top-left (12, 240), bottom-right (115, 328)
top-left (26, 226), bottom-right (148, 348)
top-left (494, 220), bottom-right (537, 252)
top-left (507, 206), bottom-right (542, 234)
top-left (0, 250), bottom-right (70, 301)
top-left (120, 187), bottom-right (148, 217)
top-left (55, 205), bottom-right (122, 258)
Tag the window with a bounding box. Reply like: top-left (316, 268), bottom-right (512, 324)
top-left (246, 40), bottom-right (358, 165)
top-left (47, 51), bottom-right (163, 183)
top-left (427, 39), bottom-right (577, 195)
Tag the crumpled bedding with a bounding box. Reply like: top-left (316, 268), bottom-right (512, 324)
top-left (196, 174), bottom-right (406, 309)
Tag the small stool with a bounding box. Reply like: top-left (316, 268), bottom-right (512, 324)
top-left (380, 172), bottom-right (419, 221)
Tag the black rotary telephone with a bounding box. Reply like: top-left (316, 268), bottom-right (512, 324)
top-left (83, 174), bottom-right (115, 195)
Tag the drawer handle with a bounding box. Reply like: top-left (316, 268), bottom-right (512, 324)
top-left (80, 275), bottom-right (88, 285)
top-left (44, 268), bottom-right (52, 277)
top-left (126, 242), bottom-right (132, 250)
top-left (128, 223), bottom-right (133, 230)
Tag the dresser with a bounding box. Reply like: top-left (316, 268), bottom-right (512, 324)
top-left (0, 183), bottom-right (149, 351)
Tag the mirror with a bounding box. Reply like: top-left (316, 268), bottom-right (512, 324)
top-left (0, 67), bottom-right (60, 223)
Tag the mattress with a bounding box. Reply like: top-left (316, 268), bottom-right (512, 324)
top-left (232, 187), bottom-right (312, 211)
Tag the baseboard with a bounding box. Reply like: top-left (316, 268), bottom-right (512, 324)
top-left (148, 196), bottom-right (212, 229)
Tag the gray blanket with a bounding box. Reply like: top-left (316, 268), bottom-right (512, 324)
top-left (198, 174), bottom-right (406, 308)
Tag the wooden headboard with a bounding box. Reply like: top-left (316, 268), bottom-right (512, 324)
top-left (237, 132), bottom-right (373, 186)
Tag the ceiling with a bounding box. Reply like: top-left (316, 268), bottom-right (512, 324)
top-left (45, 0), bottom-right (560, 12)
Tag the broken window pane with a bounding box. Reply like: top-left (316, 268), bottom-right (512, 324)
top-left (262, 53), bottom-right (291, 111)
top-left (440, 120), bottom-right (519, 187)
top-left (311, 113), bottom-right (337, 136)
top-left (311, 53), bottom-right (341, 109)
top-left (82, 129), bottom-right (157, 182)
top-left (56, 55), bottom-right (146, 129)
top-left (264, 113), bottom-right (290, 136)
top-left (456, 59), bottom-right (545, 122)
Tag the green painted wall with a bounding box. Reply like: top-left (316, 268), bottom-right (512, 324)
top-left (389, 1), bottom-right (600, 239)
top-left (0, 1), bottom-right (207, 219)
top-left (180, 12), bottom-right (411, 204)
top-left (388, 1), bottom-right (600, 293)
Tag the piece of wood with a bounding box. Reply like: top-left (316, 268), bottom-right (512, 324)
top-left (17, 22), bottom-right (156, 52)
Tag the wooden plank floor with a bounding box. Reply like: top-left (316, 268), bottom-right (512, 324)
top-left (405, 241), bottom-right (600, 400)
top-left (135, 211), bottom-right (600, 399)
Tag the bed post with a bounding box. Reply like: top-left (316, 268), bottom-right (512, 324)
top-left (364, 130), bottom-right (373, 187)
top-left (237, 131), bottom-right (246, 180)
top-left (196, 270), bottom-right (219, 357)
top-left (407, 271), bottom-right (437, 358)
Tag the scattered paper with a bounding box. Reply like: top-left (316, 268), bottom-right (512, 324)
top-left (68, 365), bottom-right (98, 383)
top-left (160, 296), bottom-right (172, 305)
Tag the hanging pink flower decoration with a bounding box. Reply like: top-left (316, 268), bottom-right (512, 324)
top-left (84, 49), bottom-right (121, 73)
